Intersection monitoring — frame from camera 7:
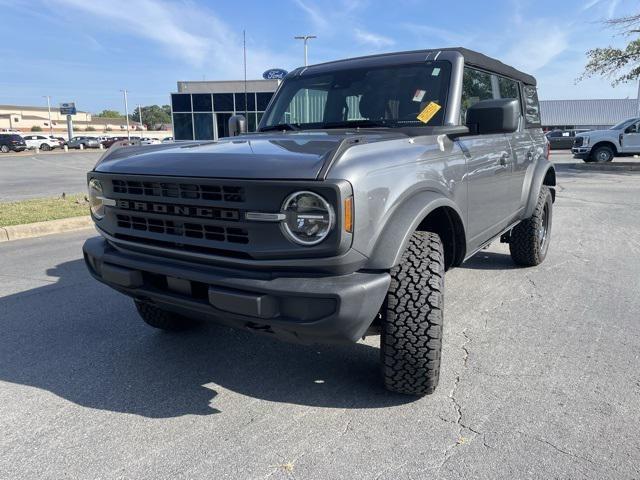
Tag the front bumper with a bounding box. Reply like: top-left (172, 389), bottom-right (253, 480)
top-left (83, 237), bottom-right (390, 344)
top-left (571, 146), bottom-right (591, 158)
top-left (12, 145), bottom-right (26, 152)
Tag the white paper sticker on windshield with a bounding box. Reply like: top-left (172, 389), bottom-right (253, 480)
top-left (412, 89), bottom-right (426, 102)
top-left (432, 67), bottom-right (441, 76)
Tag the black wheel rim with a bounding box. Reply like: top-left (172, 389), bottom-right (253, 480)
top-left (538, 204), bottom-right (549, 252)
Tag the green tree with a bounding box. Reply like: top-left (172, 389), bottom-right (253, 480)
top-left (95, 109), bottom-right (122, 118)
top-left (30, 125), bottom-right (43, 132)
top-left (85, 126), bottom-right (96, 131)
top-left (130, 105), bottom-right (171, 130)
top-left (580, 14), bottom-right (640, 85)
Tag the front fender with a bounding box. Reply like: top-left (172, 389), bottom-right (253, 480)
top-left (363, 191), bottom-right (465, 270)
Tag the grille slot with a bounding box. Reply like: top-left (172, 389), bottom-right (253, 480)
top-left (112, 180), bottom-right (245, 203)
top-left (116, 214), bottom-right (249, 244)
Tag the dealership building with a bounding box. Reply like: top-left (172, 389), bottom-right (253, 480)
top-left (170, 79), bottom-right (640, 140)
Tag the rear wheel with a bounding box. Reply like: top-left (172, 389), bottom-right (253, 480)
top-left (40, 143), bottom-right (51, 151)
top-left (509, 186), bottom-right (553, 266)
top-left (380, 231), bottom-right (445, 396)
top-left (591, 145), bottom-right (614, 163)
top-left (134, 300), bottom-right (196, 331)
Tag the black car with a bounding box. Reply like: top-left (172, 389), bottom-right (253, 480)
top-left (0, 134), bottom-right (27, 153)
top-left (546, 129), bottom-right (589, 149)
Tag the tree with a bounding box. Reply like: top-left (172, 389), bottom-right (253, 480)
top-left (30, 125), bottom-right (42, 132)
top-left (580, 14), bottom-right (640, 85)
top-left (130, 105), bottom-right (171, 130)
top-left (95, 109), bottom-right (122, 118)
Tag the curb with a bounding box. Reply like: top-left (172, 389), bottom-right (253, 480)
top-left (570, 162), bottom-right (640, 172)
top-left (0, 216), bottom-right (93, 243)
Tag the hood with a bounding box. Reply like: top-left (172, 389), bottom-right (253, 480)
top-left (94, 131), bottom-right (394, 180)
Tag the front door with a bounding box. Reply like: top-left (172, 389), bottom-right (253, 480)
top-left (621, 121), bottom-right (640, 153)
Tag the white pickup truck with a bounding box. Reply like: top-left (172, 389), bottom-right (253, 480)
top-left (572, 118), bottom-right (640, 162)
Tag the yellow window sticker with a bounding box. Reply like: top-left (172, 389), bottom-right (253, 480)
top-left (417, 101), bottom-right (441, 124)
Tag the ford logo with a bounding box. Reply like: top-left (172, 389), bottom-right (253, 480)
top-left (262, 69), bottom-right (288, 80)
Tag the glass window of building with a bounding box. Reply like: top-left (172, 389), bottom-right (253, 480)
top-left (194, 113), bottom-right (214, 140)
top-left (234, 93), bottom-right (246, 113)
top-left (216, 112), bottom-right (232, 138)
top-left (256, 92), bottom-right (273, 111)
top-left (213, 93), bottom-right (234, 112)
top-left (172, 94), bottom-right (191, 112)
top-left (192, 94), bottom-right (213, 112)
top-left (173, 113), bottom-right (193, 140)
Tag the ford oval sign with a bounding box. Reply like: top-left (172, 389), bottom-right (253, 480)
top-left (262, 69), bottom-right (288, 80)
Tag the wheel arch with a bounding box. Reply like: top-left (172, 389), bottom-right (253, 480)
top-left (524, 163), bottom-right (556, 218)
top-left (591, 140), bottom-right (618, 155)
top-left (364, 191), bottom-right (467, 271)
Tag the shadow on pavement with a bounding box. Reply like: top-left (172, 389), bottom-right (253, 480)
top-left (0, 259), bottom-right (414, 418)
top-left (461, 251), bottom-right (519, 270)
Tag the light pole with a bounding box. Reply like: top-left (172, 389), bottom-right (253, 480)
top-left (43, 96), bottom-right (52, 135)
top-left (120, 89), bottom-right (130, 140)
top-left (294, 35), bottom-right (316, 66)
top-left (138, 104), bottom-right (143, 130)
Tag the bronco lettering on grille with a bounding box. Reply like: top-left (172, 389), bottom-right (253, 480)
top-left (115, 199), bottom-right (239, 220)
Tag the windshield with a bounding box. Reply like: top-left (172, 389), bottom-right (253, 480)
top-left (610, 119), bottom-right (636, 130)
top-left (260, 61), bottom-right (451, 131)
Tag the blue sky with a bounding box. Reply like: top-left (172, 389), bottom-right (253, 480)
top-left (0, 0), bottom-right (638, 113)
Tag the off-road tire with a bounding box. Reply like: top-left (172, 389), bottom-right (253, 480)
top-left (134, 300), bottom-right (195, 331)
top-left (380, 231), bottom-right (445, 396)
top-left (0, 145), bottom-right (9, 153)
top-left (509, 186), bottom-right (553, 266)
top-left (591, 145), bottom-right (614, 163)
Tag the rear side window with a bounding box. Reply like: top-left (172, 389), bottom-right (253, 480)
top-left (523, 85), bottom-right (541, 127)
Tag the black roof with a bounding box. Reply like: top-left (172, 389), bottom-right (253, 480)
top-left (300, 47), bottom-right (536, 86)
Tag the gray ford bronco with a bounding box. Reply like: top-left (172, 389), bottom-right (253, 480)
top-left (83, 48), bottom-right (555, 396)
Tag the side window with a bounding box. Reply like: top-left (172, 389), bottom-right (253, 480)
top-left (523, 85), bottom-right (541, 127)
top-left (461, 67), bottom-right (493, 122)
top-left (497, 76), bottom-right (519, 101)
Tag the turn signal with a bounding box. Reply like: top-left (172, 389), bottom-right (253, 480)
top-left (344, 197), bottom-right (353, 233)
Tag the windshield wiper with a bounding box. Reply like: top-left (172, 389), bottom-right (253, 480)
top-left (320, 119), bottom-right (392, 129)
top-left (259, 123), bottom-right (301, 132)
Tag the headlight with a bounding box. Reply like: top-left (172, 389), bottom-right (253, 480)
top-left (281, 191), bottom-right (335, 245)
top-left (88, 178), bottom-right (105, 220)
top-left (583, 136), bottom-right (590, 146)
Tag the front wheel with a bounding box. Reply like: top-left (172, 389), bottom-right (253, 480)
top-left (509, 186), bottom-right (553, 266)
top-left (380, 231), bottom-right (445, 396)
top-left (0, 145), bottom-right (9, 153)
top-left (591, 145), bottom-right (614, 163)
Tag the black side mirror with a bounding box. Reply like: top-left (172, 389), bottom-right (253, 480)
top-left (228, 115), bottom-right (247, 137)
top-left (466, 98), bottom-right (520, 135)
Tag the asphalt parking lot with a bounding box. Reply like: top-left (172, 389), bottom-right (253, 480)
top-left (1, 166), bottom-right (638, 479)
top-left (0, 150), bottom-right (101, 202)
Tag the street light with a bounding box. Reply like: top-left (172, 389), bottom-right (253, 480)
top-left (294, 35), bottom-right (317, 66)
top-left (120, 89), bottom-right (130, 140)
top-left (43, 96), bottom-right (52, 135)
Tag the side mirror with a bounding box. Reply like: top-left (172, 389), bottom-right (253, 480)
top-left (466, 98), bottom-right (520, 135)
top-left (228, 115), bottom-right (247, 137)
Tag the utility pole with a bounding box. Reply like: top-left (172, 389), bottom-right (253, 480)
top-left (243, 30), bottom-right (248, 121)
top-left (43, 96), bottom-right (53, 135)
top-left (294, 35), bottom-right (317, 66)
top-left (120, 89), bottom-right (130, 140)
top-left (138, 104), bottom-right (144, 130)
top-left (294, 35), bottom-right (316, 124)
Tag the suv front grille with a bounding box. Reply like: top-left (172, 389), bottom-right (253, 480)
top-left (112, 179), bottom-right (245, 203)
top-left (116, 214), bottom-right (249, 244)
top-left (573, 137), bottom-right (584, 147)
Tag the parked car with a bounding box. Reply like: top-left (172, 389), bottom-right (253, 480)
top-left (22, 134), bottom-right (60, 151)
top-left (140, 137), bottom-right (161, 145)
top-left (0, 133), bottom-right (27, 152)
top-left (545, 129), bottom-right (588, 150)
top-left (572, 118), bottom-right (640, 162)
top-left (83, 47), bottom-right (554, 397)
top-left (67, 136), bottom-right (100, 149)
top-left (161, 137), bottom-right (174, 143)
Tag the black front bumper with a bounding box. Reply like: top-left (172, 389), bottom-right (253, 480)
top-left (83, 237), bottom-right (390, 344)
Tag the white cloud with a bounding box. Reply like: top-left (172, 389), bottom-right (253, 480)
top-left (291, 0), bottom-right (329, 31)
top-left (353, 28), bottom-right (394, 47)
